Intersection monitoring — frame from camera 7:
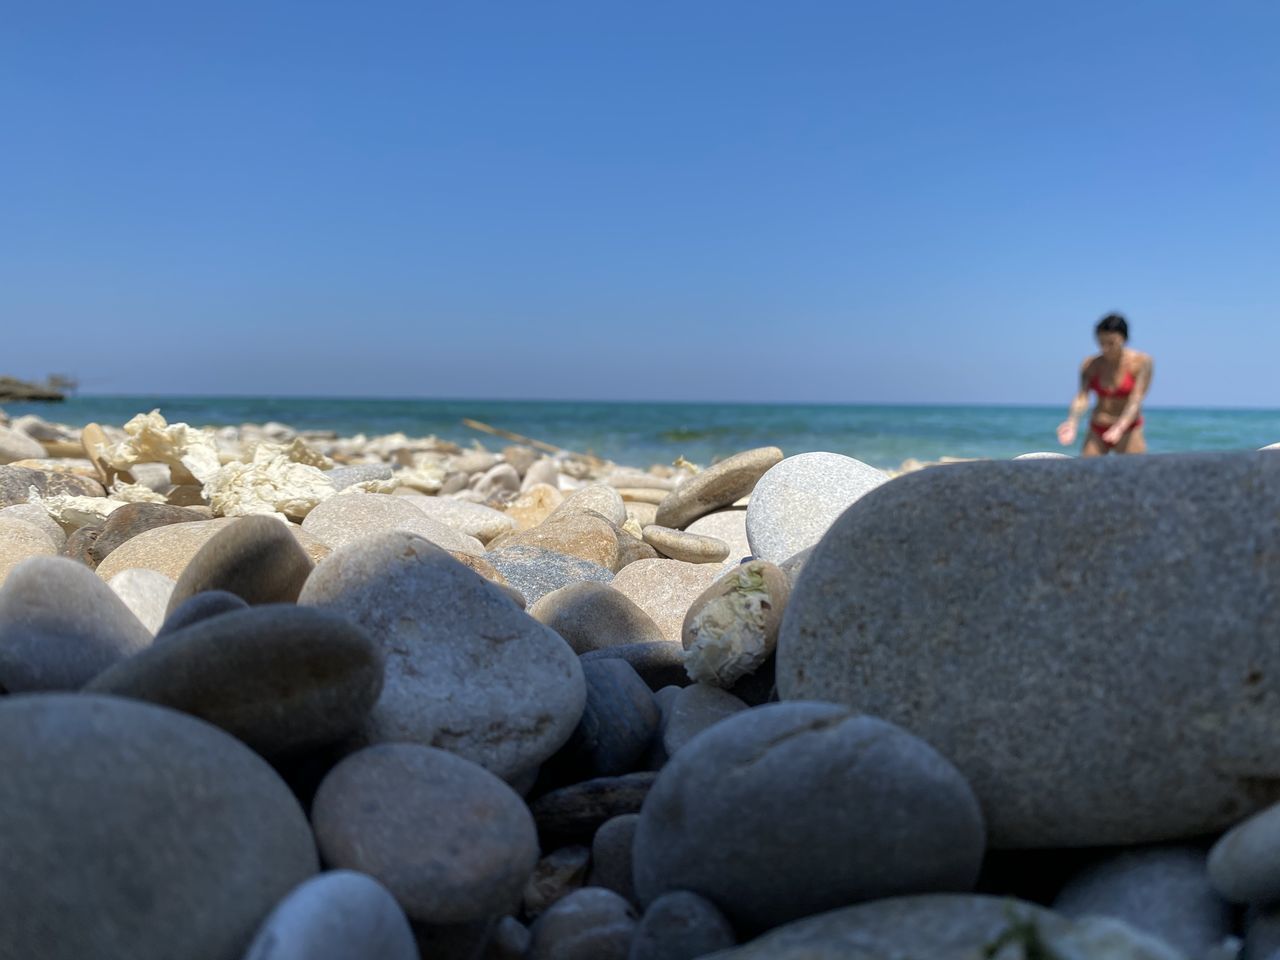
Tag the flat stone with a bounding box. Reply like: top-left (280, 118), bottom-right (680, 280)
top-left (486, 545), bottom-right (612, 605)
top-left (1014, 451), bottom-right (1073, 459)
top-left (0, 694), bottom-right (318, 960)
top-left (662, 683), bottom-right (749, 756)
top-left (642, 525), bottom-right (729, 564)
top-left (581, 642), bottom-right (690, 692)
top-left (615, 528), bottom-right (660, 569)
top-left (530, 772), bottom-right (657, 841)
top-left (88, 503), bottom-right (208, 565)
top-left (778, 451), bottom-right (1280, 848)
top-left (526, 887), bottom-right (638, 960)
top-left (157, 589), bottom-right (249, 636)
top-left (616, 487), bottom-right (667, 505)
top-left (610, 559), bottom-right (725, 644)
top-left (523, 846), bottom-right (591, 919)
top-left (302, 492), bottom-right (484, 556)
top-left (299, 532), bottom-right (584, 780)
top-left (682, 560), bottom-right (790, 687)
top-left (0, 516), bottom-right (58, 584)
top-left (1210, 800), bottom-right (1280, 904)
top-left (0, 502), bottom-right (66, 549)
top-left (655, 448), bottom-right (783, 530)
top-left (0, 463), bottom-right (105, 509)
top-left (0, 556), bottom-right (152, 691)
top-left (559, 659), bottom-right (660, 777)
top-left (242, 870), bottom-right (417, 960)
top-left (633, 703), bottom-right (985, 931)
top-left (631, 891), bottom-right (736, 960)
top-left (0, 424), bottom-right (45, 463)
top-left (87, 605), bottom-right (383, 756)
top-left (588, 814), bottom-right (639, 905)
top-left (744, 452), bottom-right (888, 563)
top-left (108, 568), bottom-right (175, 633)
top-left (311, 743), bottom-right (538, 924)
top-left (505, 483), bottom-right (564, 532)
top-left (606, 472), bottom-right (674, 491)
top-left (1053, 845), bottom-right (1229, 958)
top-left (166, 514), bottom-right (315, 614)
top-left (401, 495), bottom-right (516, 544)
top-left (530, 582), bottom-right (665, 654)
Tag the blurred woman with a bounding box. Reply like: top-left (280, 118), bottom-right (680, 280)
top-left (1057, 313), bottom-right (1153, 456)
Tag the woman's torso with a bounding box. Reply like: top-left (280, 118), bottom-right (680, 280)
top-left (1087, 349), bottom-right (1148, 424)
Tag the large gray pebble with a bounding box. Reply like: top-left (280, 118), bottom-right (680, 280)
top-left (487, 545), bottom-right (613, 605)
top-left (530, 582), bottom-right (665, 654)
top-left (779, 451), bottom-right (1280, 847)
top-left (581, 641), bottom-right (690, 691)
top-left (1053, 845), bottom-right (1230, 958)
top-left (633, 702), bottom-right (985, 931)
top-left (108, 568), bottom-right (175, 633)
top-left (526, 887), bottom-right (638, 960)
top-left (311, 743), bottom-right (538, 924)
top-left (630, 891), bottom-right (736, 960)
top-left (166, 514), bottom-right (315, 614)
top-left (1210, 800), bottom-right (1280, 904)
top-left (243, 870), bottom-right (417, 960)
top-left (300, 532), bottom-right (584, 780)
top-left (745, 452), bottom-right (888, 563)
top-left (0, 463), bottom-right (104, 509)
top-left (0, 555), bottom-right (151, 690)
top-left (157, 589), bottom-right (248, 636)
top-left (0, 694), bottom-right (317, 960)
top-left (86, 604), bottom-right (383, 756)
top-left (562, 659), bottom-right (660, 776)
top-left (661, 683), bottom-right (749, 756)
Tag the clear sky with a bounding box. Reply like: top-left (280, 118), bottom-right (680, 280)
top-left (2, 1), bottom-right (1276, 406)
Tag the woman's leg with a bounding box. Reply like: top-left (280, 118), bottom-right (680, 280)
top-left (1115, 425), bottom-right (1147, 454)
top-left (1081, 427), bottom-right (1108, 457)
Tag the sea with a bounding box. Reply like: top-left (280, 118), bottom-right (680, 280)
top-left (4, 396), bottom-right (1279, 473)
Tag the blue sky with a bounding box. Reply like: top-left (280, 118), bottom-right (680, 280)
top-left (2, 1), bottom-right (1276, 405)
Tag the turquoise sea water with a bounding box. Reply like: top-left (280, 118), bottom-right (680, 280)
top-left (4, 396), bottom-right (1279, 472)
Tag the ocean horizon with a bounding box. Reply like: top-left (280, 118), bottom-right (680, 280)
top-left (4, 394), bottom-right (1279, 472)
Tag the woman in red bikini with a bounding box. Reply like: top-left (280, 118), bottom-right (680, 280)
top-left (1056, 313), bottom-right (1153, 456)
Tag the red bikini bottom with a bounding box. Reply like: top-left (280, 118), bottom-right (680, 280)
top-left (1090, 416), bottom-right (1144, 447)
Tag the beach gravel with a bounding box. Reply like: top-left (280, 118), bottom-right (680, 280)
top-left (299, 531), bottom-right (585, 780)
top-left (0, 693), bottom-right (318, 960)
top-left (778, 450), bottom-right (1280, 847)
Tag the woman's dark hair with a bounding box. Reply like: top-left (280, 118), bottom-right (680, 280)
top-left (1095, 313), bottom-right (1129, 341)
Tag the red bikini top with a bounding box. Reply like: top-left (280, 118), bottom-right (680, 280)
top-left (1090, 369), bottom-right (1136, 398)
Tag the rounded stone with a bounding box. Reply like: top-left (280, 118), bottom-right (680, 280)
top-left (0, 502), bottom-right (66, 549)
top-left (0, 516), bottom-right (58, 584)
top-left (166, 514), bottom-right (315, 614)
top-left (581, 642), bottom-right (691, 692)
top-left (0, 423), bottom-right (45, 464)
top-left (505, 483), bottom-right (564, 532)
top-left (744, 452), bottom-right (888, 563)
top-left (0, 555), bottom-right (152, 691)
top-left (157, 589), bottom-right (249, 636)
top-left (655, 448), bottom-right (783, 531)
top-left (325, 463), bottom-right (394, 490)
top-left (662, 683), bottom-right (749, 756)
top-left (560, 658), bottom-right (660, 777)
top-left (1054, 845), bottom-right (1229, 957)
top-left (401, 495), bottom-right (516, 544)
top-left (0, 463), bottom-right (104, 509)
top-left (487, 545), bottom-right (613, 605)
top-left (86, 604), bottom-right (384, 756)
top-left (530, 582), bottom-right (665, 654)
top-left (299, 532), bottom-right (585, 780)
top-left (501, 511), bottom-right (622, 571)
top-left (1209, 801), bottom-right (1280, 904)
top-left (93, 519), bottom-right (233, 581)
top-left (88, 502), bottom-right (209, 565)
top-left (526, 887), bottom-right (638, 960)
top-left (588, 814), bottom-right (640, 905)
top-left (552, 482), bottom-right (628, 526)
top-left (641, 525), bottom-right (730, 564)
top-left (609, 559), bottom-right (725, 644)
top-left (631, 891), bottom-right (736, 960)
top-left (108, 568), bottom-right (176, 633)
top-left (682, 560), bottom-right (790, 687)
top-left (302, 492), bottom-right (484, 556)
top-left (242, 870), bottom-right (417, 960)
top-left (0, 694), bottom-right (318, 960)
top-left (633, 702), bottom-right (985, 931)
top-left (778, 451), bottom-right (1280, 847)
top-left (311, 743), bottom-right (538, 924)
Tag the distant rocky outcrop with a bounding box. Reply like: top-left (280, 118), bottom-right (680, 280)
top-left (0, 376), bottom-right (72, 402)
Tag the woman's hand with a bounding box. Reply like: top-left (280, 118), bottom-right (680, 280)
top-left (1057, 420), bottom-right (1077, 446)
top-left (1102, 424), bottom-right (1124, 446)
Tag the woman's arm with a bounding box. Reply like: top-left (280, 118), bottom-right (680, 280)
top-left (1102, 356), bottom-right (1153, 444)
top-left (1057, 361), bottom-right (1092, 445)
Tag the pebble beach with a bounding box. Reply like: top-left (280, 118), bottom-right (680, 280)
top-left (2, 405), bottom-right (1280, 960)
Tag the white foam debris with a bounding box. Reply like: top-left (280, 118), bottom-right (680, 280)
top-left (104, 410), bottom-right (222, 485)
top-left (203, 446), bottom-right (337, 519)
